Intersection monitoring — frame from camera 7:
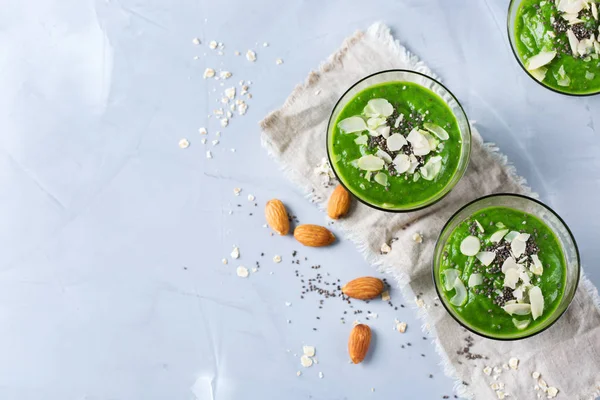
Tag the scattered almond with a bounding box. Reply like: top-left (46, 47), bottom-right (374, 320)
top-left (327, 185), bottom-right (351, 219)
top-left (294, 224), bottom-right (335, 247)
top-left (265, 199), bottom-right (290, 235)
top-left (348, 324), bottom-right (371, 364)
top-left (342, 277), bottom-right (385, 300)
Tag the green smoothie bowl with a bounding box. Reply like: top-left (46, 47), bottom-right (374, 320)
top-left (433, 194), bottom-right (580, 340)
top-left (508, 0), bottom-right (600, 96)
top-left (326, 70), bottom-right (471, 212)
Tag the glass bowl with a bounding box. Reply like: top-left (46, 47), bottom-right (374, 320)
top-left (507, 0), bottom-right (600, 96)
top-left (433, 194), bottom-right (580, 340)
top-left (326, 70), bottom-right (471, 212)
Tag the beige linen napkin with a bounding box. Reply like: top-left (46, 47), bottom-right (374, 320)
top-left (260, 22), bottom-right (600, 399)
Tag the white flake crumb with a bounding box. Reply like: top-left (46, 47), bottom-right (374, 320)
top-left (236, 266), bottom-right (249, 278)
top-left (231, 247), bottom-right (240, 259)
top-left (220, 71), bottom-right (232, 79)
top-left (226, 111), bottom-right (232, 118)
top-left (234, 51), bottom-right (241, 56)
top-left (203, 68), bottom-right (215, 79)
top-left (192, 38), bottom-right (201, 45)
top-left (496, 391), bottom-right (506, 399)
top-left (412, 232), bottom-right (423, 243)
top-left (368, 312), bottom-right (378, 319)
top-left (547, 387), bottom-right (558, 398)
top-left (209, 40), bottom-right (217, 49)
top-left (237, 101), bottom-right (248, 115)
top-left (532, 371), bottom-right (540, 379)
top-left (206, 150), bottom-right (212, 159)
top-left (303, 346), bottom-right (315, 357)
top-left (263, 42), bottom-right (269, 47)
top-left (221, 118), bottom-right (229, 127)
top-left (502, 363), bottom-right (509, 370)
top-left (247, 194), bottom-right (255, 201)
top-left (225, 87), bottom-right (236, 99)
top-left (380, 243), bottom-right (391, 254)
top-left (251, 268), bottom-right (257, 273)
top-left (233, 188), bottom-right (242, 196)
top-left (509, 357), bottom-right (519, 370)
top-left (296, 371), bottom-right (301, 376)
top-left (273, 255), bottom-right (282, 263)
top-left (199, 127), bottom-right (207, 135)
top-left (315, 89), bottom-right (321, 95)
top-left (275, 58), bottom-right (283, 65)
top-left (396, 321), bottom-right (407, 333)
top-left (381, 290), bottom-right (390, 301)
top-left (221, 258), bottom-right (228, 265)
top-left (230, 148), bottom-right (236, 152)
top-left (212, 140), bottom-right (219, 146)
top-left (491, 383), bottom-right (501, 390)
top-left (415, 297), bottom-right (425, 308)
top-left (285, 301), bottom-right (292, 307)
top-left (246, 50), bottom-right (257, 62)
top-left (216, 131), bottom-right (221, 136)
top-left (483, 366), bottom-right (492, 376)
top-left (179, 138), bottom-right (190, 149)
top-left (318, 372), bottom-right (324, 379)
top-left (300, 355), bottom-right (313, 367)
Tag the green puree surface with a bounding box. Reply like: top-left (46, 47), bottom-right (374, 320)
top-left (515, 0), bottom-right (600, 94)
top-left (329, 82), bottom-right (462, 209)
top-left (440, 207), bottom-right (566, 337)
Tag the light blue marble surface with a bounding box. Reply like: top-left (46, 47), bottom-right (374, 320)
top-left (0, 0), bottom-right (598, 399)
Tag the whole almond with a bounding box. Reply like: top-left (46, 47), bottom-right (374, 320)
top-left (348, 324), bottom-right (371, 364)
top-left (265, 199), bottom-right (290, 235)
top-left (293, 224), bottom-right (335, 247)
top-left (327, 185), bottom-right (351, 219)
top-left (342, 277), bottom-right (385, 300)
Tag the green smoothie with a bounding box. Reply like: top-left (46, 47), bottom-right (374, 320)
top-left (328, 82), bottom-right (462, 209)
top-left (514, 0), bottom-right (600, 94)
top-left (439, 207), bottom-right (566, 337)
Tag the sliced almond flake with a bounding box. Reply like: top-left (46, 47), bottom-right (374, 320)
top-left (394, 113), bottom-right (404, 128)
top-left (420, 130), bottom-right (440, 152)
top-left (476, 251), bottom-right (496, 266)
top-left (450, 277), bottom-right (468, 306)
top-left (460, 236), bottom-right (481, 256)
top-left (419, 156), bottom-right (442, 181)
top-left (512, 317), bottom-right (530, 330)
top-left (529, 286), bottom-right (544, 320)
top-left (526, 51), bottom-right (557, 70)
top-left (366, 98), bottom-right (394, 117)
top-left (593, 1), bottom-right (599, 20)
top-left (376, 149), bottom-right (393, 164)
top-left (567, 29), bottom-right (580, 55)
top-left (357, 155), bottom-right (385, 171)
top-left (367, 117), bottom-right (387, 129)
top-left (376, 125), bottom-right (390, 138)
top-left (503, 302), bottom-right (531, 315)
top-left (443, 269), bottom-right (459, 291)
top-left (490, 229), bottom-right (509, 243)
top-left (511, 237), bottom-right (527, 258)
top-left (501, 257), bottom-right (519, 273)
top-left (303, 346), bottom-right (315, 357)
top-left (530, 254), bottom-right (544, 275)
top-left (300, 355), bottom-right (313, 367)
top-left (504, 231), bottom-right (520, 242)
top-left (393, 153), bottom-right (411, 173)
top-left (509, 357), bottom-right (519, 370)
top-left (338, 116), bottom-right (367, 133)
top-left (374, 172), bottom-right (388, 186)
top-left (236, 266), bottom-right (249, 278)
top-left (386, 133), bottom-right (407, 151)
top-left (246, 50), bottom-right (257, 62)
top-left (423, 122), bottom-right (450, 140)
top-left (504, 268), bottom-right (520, 289)
top-left (529, 66), bottom-right (548, 82)
top-left (406, 129), bottom-right (431, 156)
top-left (468, 273), bottom-right (484, 287)
top-left (355, 135), bottom-right (368, 146)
